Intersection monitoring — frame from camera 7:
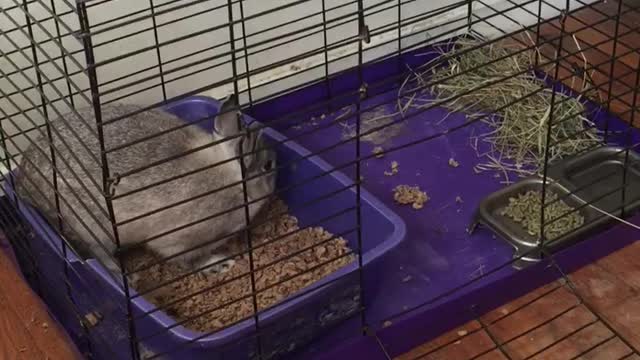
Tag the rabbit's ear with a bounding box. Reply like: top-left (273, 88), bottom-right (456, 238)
top-left (214, 94), bottom-right (242, 136)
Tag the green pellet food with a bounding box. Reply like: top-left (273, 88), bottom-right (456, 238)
top-left (499, 190), bottom-right (585, 240)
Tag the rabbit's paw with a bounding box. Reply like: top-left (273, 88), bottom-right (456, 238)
top-left (201, 254), bottom-right (236, 274)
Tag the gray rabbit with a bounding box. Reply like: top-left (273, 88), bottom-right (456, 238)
top-left (14, 95), bottom-right (277, 282)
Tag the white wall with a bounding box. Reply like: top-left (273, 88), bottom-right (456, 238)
top-left (0, 0), bottom-right (594, 173)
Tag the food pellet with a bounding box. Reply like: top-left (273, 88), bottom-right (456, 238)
top-left (499, 189), bottom-right (584, 240)
top-left (372, 146), bottom-right (385, 158)
top-left (448, 158), bottom-right (460, 167)
top-left (124, 198), bottom-right (354, 333)
top-left (393, 185), bottom-right (429, 210)
top-left (457, 330), bottom-right (468, 337)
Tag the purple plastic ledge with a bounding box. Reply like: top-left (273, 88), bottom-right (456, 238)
top-left (313, 222), bottom-right (640, 360)
top-left (4, 95), bottom-right (406, 356)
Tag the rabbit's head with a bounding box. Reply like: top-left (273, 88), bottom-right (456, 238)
top-left (213, 95), bottom-right (277, 203)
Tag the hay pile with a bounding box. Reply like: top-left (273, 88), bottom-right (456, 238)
top-left (404, 36), bottom-right (601, 181)
top-left (125, 199), bottom-right (354, 333)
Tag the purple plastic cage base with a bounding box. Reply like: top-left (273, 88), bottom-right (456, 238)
top-left (5, 30), bottom-right (640, 359)
top-left (240, 34), bottom-right (640, 359)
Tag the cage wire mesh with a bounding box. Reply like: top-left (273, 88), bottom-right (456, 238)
top-left (1, 0), bottom-right (640, 359)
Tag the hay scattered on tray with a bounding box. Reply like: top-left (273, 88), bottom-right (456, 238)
top-left (393, 185), bottom-right (429, 209)
top-left (372, 146), bottom-right (385, 158)
top-left (500, 190), bottom-right (585, 240)
top-left (340, 104), bottom-right (407, 145)
top-left (124, 199), bottom-right (354, 333)
top-left (384, 161), bottom-right (399, 176)
top-left (407, 36), bottom-right (601, 182)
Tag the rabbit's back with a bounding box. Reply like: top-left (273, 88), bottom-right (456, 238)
top-left (16, 104), bottom-right (239, 260)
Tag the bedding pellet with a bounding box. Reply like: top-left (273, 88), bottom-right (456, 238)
top-left (384, 161), bottom-right (399, 176)
top-left (124, 198), bottom-right (354, 333)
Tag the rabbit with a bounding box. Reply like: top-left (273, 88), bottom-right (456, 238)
top-left (14, 95), bottom-right (277, 283)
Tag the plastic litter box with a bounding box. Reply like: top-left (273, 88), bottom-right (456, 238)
top-left (4, 95), bottom-right (406, 360)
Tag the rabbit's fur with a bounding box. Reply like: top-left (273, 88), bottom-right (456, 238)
top-left (15, 96), bottom-right (276, 280)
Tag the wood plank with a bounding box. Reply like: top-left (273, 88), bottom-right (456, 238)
top-left (0, 291), bottom-right (46, 360)
top-left (497, 305), bottom-right (597, 360)
top-left (597, 241), bottom-right (640, 290)
top-left (573, 7), bottom-right (640, 52)
top-left (568, 262), bottom-right (639, 312)
top-left (475, 349), bottom-right (510, 360)
top-left (528, 322), bottom-right (613, 360)
top-left (480, 280), bottom-right (565, 324)
top-left (0, 248), bottom-right (82, 360)
top-left (414, 330), bottom-right (496, 360)
top-left (550, 17), bottom-right (638, 71)
top-left (591, 0), bottom-right (640, 29)
top-left (600, 295), bottom-right (640, 351)
top-left (395, 321), bottom-right (489, 360)
top-left (484, 285), bottom-right (580, 343)
top-left (507, 16), bottom-right (640, 122)
top-left (577, 337), bottom-right (633, 359)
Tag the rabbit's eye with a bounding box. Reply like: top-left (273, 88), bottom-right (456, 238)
top-left (263, 160), bottom-right (274, 172)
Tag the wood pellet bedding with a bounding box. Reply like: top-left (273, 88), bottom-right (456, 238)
top-left (124, 198), bottom-right (354, 333)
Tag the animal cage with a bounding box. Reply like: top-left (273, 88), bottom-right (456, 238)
top-left (1, 0), bottom-right (640, 359)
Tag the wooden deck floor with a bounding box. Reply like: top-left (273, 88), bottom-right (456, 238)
top-left (0, 242), bottom-right (82, 360)
top-left (518, 0), bottom-right (640, 122)
top-left (396, 240), bottom-right (640, 360)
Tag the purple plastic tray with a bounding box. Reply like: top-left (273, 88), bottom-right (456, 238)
top-left (5, 96), bottom-right (406, 359)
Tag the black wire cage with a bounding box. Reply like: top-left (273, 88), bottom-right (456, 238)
top-left (1, 0), bottom-right (640, 359)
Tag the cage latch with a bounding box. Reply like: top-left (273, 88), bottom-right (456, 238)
top-left (107, 173), bottom-right (121, 197)
top-left (360, 24), bottom-right (371, 44)
top-left (359, 83), bottom-right (369, 100)
top-left (81, 311), bottom-right (102, 329)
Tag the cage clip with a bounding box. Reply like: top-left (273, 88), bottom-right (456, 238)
top-left (359, 83), bottom-right (369, 100)
top-left (360, 24), bottom-right (371, 44)
top-left (71, 29), bottom-right (88, 40)
top-left (81, 311), bottom-right (102, 329)
top-left (571, 62), bottom-right (585, 77)
top-left (559, 9), bottom-right (568, 23)
top-left (107, 173), bottom-right (121, 197)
